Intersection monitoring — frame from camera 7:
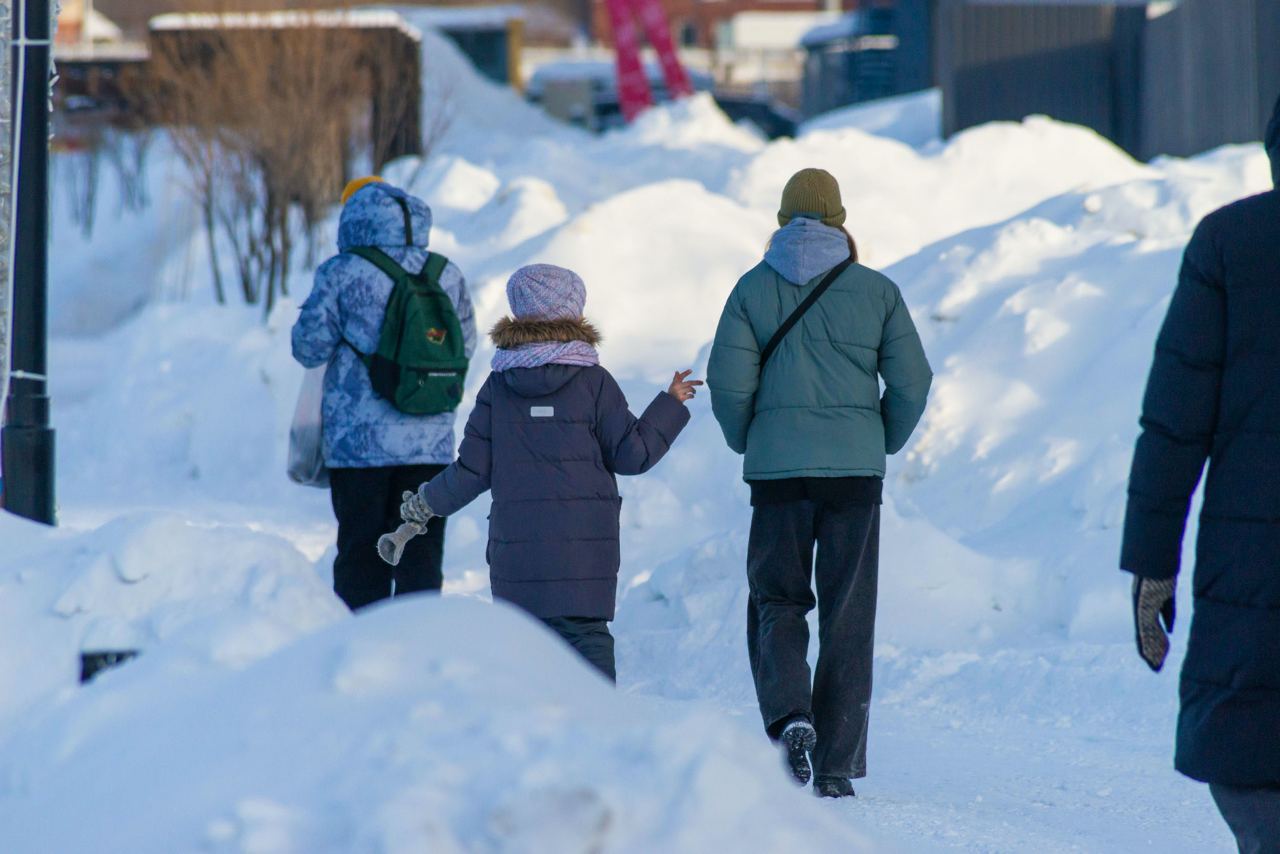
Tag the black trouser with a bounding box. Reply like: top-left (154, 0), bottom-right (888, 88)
top-left (747, 499), bottom-right (879, 779)
top-left (1210, 784), bottom-right (1280, 854)
top-left (543, 617), bottom-right (616, 683)
top-left (329, 464), bottom-right (447, 611)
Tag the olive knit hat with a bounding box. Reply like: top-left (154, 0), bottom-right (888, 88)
top-left (777, 168), bottom-right (846, 228)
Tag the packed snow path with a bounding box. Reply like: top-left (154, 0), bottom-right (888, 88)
top-left (3, 28), bottom-right (1268, 851)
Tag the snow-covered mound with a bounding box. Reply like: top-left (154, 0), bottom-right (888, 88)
top-left (801, 88), bottom-right (942, 148)
top-left (0, 512), bottom-right (345, 729)
top-left (0, 596), bottom-right (870, 853)
top-left (23, 50), bottom-right (1268, 851)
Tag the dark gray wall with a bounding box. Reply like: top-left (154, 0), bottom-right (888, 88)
top-left (933, 2), bottom-right (1121, 141)
top-left (1139, 0), bottom-right (1280, 158)
top-left (936, 0), bottom-right (1280, 160)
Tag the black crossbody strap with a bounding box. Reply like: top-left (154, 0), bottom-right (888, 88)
top-left (760, 258), bottom-right (854, 370)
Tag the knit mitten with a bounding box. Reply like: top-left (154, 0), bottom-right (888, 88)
top-left (400, 490), bottom-right (435, 526)
top-left (1133, 576), bottom-right (1176, 672)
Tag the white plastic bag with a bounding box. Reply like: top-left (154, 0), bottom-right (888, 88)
top-left (287, 366), bottom-right (329, 488)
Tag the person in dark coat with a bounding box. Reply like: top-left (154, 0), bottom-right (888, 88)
top-left (1121, 94), bottom-right (1280, 853)
top-left (399, 264), bottom-right (699, 681)
top-left (707, 169), bottom-right (932, 798)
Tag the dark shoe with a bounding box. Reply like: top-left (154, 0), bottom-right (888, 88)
top-left (814, 776), bottom-right (856, 799)
top-left (779, 718), bottom-right (818, 785)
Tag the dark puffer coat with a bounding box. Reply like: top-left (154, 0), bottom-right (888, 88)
top-left (420, 334), bottom-right (689, 620)
top-left (1120, 94), bottom-right (1280, 787)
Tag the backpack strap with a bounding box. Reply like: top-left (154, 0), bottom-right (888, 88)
top-left (759, 258), bottom-right (854, 370)
top-left (391, 194), bottom-right (414, 246)
top-left (347, 246), bottom-right (407, 284)
top-left (421, 251), bottom-right (448, 284)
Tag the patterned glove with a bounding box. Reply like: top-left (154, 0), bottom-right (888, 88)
top-left (1132, 576), bottom-right (1176, 672)
top-left (400, 490), bottom-right (435, 526)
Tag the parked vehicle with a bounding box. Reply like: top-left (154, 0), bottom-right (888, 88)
top-left (526, 61), bottom-right (798, 139)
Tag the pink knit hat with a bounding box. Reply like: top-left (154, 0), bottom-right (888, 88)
top-left (506, 264), bottom-right (587, 320)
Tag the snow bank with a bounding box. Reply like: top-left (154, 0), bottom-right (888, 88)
top-left (801, 89), bottom-right (942, 149)
top-left (0, 597), bottom-right (872, 854)
top-left (0, 511), bottom-right (344, 728)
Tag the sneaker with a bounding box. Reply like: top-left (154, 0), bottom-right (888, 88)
top-left (814, 775), bottom-right (856, 799)
top-left (779, 718), bottom-right (818, 785)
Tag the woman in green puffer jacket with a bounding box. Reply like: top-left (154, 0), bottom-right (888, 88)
top-left (708, 168), bottom-right (932, 799)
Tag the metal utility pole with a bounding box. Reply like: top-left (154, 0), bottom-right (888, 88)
top-left (0, 3), bottom-right (12, 442)
top-left (2, 0), bottom-right (55, 524)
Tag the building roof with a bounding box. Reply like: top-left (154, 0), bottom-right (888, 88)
top-left (800, 13), bottom-right (864, 48)
top-left (388, 5), bottom-right (525, 32)
top-left (801, 12), bottom-right (901, 49)
top-left (150, 10), bottom-right (422, 41)
top-left (54, 41), bottom-right (149, 62)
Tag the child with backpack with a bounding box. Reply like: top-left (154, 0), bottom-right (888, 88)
top-left (398, 263), bottom-right (701, 681)
top-left (292, 177), bottom-right (476, 612)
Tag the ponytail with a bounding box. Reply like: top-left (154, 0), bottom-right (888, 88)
top-left (844, 227), bottom-right (859, 264)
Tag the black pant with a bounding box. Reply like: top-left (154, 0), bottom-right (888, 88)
top-left (543, 617), bottom-right (616, 683)
top-left (329, 464), bottom-right (447, 611)
top-left (747, 499), bottom-right (879, 779)
top-left (1211, 784), bottom-right (1280, 854)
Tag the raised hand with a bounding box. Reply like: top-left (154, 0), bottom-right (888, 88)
top-left (668, 369), bottom-right (704, 404)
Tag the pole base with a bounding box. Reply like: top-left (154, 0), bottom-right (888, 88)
top-left (1, 424), bottom-right (56, 524)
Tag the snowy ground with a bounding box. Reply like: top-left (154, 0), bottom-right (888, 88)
top-left (0, 26), bottom-right (1266, 852)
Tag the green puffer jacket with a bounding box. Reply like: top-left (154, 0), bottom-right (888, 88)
top-left (708, 259), bottom-right (933, 480)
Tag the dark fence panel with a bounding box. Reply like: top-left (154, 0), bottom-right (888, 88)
top-left (935, 2), bottom-right (1118, 139)
top-left (937, 0), bottom-right (1280, 159)
top-left (1141, 0), bottom-right (1263, 158)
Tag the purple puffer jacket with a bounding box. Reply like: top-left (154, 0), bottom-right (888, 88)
top-left (421, 365), bottom-right (690, 619)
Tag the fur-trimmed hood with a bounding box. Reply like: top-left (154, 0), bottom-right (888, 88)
top-left (490, 316), bottom-right (602, 349)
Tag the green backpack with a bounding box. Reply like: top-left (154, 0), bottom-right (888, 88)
top-left (348, 246), bottom-right (468, 416)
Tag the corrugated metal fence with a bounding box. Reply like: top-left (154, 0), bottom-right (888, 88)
top-left (935, 0), bottom-right (1280, 159)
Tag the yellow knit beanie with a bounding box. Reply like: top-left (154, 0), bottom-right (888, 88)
top-left (341, 175), bottom-right (385, 205)
top-left (777, 168), bottom-right (846, 228)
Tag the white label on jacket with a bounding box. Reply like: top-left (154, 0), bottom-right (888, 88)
top-left (530, 406), bottom-right (555, 418)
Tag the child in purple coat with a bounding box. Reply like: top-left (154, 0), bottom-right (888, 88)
top-left (400, 264), bottom-right (701, 681)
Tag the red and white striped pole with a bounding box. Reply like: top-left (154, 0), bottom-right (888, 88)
top-left (606, 0), bottom-right (692, 123)
top-left (633, 0), bottom-right (692, 99)
top-left (603, 0), bottom-right (653, 122)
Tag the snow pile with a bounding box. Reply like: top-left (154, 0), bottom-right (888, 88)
top-left (800, 88), bottom-right (942, 148)
top-left (0, 597), bottom-right (871, 853)
top-left (0, 512), bottom-right (344, 729)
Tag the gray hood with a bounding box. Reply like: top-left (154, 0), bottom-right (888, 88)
top-left (1267, 92), bottom-right (1280, 188)
top-left (764, 218), bottom-right (851, 286)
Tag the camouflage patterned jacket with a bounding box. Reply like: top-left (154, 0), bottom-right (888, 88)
top-left (291, 185), bottom-right (477, 468)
